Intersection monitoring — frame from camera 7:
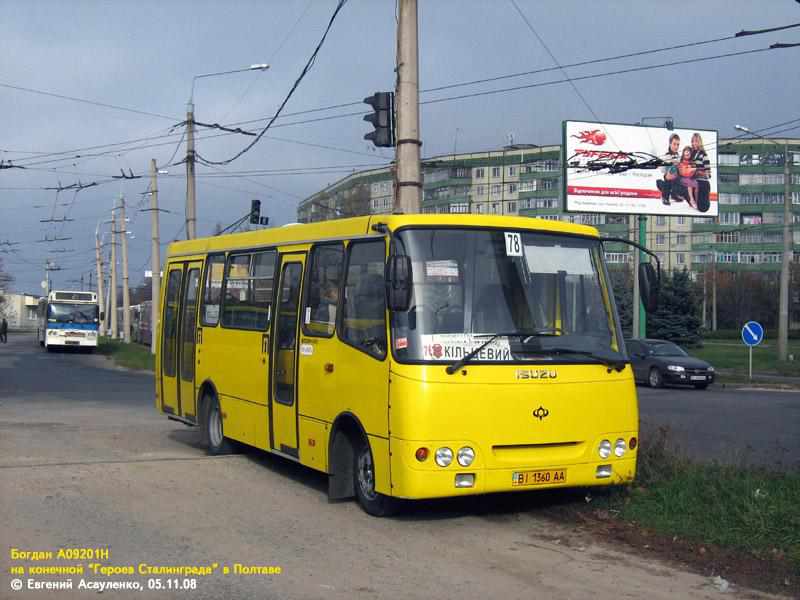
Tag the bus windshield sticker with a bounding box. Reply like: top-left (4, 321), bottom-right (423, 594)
top-left (205, 305), bottom-right (219, 323)
top-left (305, 306), bottom-right (312, 325)
top-left (504, 232), bottom-right (523, 257)
top-left (420, 333), bottom-right (511, 362)
top-left (523, 244), bottom-right (594, 275)
top-left (425, 260), bottom-right (459, 280)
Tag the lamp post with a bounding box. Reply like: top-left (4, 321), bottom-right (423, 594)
top-left (735, 124), bottom-right (793, 361)
top-left (185, 64), bottom-right (270, 239)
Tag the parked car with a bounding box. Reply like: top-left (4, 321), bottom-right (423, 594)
top-left (626, 339), bottom-right (715, 390)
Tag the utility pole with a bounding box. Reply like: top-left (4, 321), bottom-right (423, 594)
top-left (150, 159), bottom-right (161, 354)
top-left (702, 266), bottom-right (708, 329)
top-left (119, 196), bottom-right (131, 343)
top-left (778, 141), bottom-right (791, 361)
top-left (735, 126), bottom-right (793, 359)
top-left (185, 104), bottom-right (197, 239)
top-left (44, 261), bottom-right (50, 295)
top-left (80, 273), bottom-right (84, 292)
top-left (712, 259), bottom-right (717, 332)
top-left (395, 0), bottom-right (422, 213)
top-left (110, 212), bottom-right (118, 339)
top-left (632, 216), bottom-right (640, 338)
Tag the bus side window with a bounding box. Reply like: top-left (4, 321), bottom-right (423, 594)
top-left (162, 268), bottom-right (183, 377)
top-left (302, 243), bottom-right (344, 337)
top-left (200, 253), bottom-right (225, 327)
top-left (221, 250), bottom-right (276, 330)
top-left (340, 240), bottom-right (387, 359)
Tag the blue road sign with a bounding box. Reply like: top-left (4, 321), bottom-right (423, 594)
top-left (741, 321), bottom-right (765, 347)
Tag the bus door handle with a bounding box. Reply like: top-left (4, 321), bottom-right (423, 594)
top-left (261, 333), bottom-right (269, 355)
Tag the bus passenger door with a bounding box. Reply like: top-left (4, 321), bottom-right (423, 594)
top-left (160, 265), bottom-right (184, 415)
top-left (178, 262), bottom-right (203, 419)
top-left (270, 254), bottom-right (305, 457)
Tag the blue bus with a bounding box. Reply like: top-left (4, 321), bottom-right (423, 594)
top-left (38, 290), bottom-right (100, 351)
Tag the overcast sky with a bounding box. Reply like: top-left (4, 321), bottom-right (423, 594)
top-left (1, 0), bottom-right (799, 293)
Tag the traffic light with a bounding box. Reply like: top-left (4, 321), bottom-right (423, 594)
top-left (250, 199), bottom-right (261, 224)
top-left (363, 92), bottom-right (395, 148)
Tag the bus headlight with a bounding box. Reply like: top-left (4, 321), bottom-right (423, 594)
top-left (457, 446), bottom-right (475, 467)
top-left (614, 438), bottom-right (627, 457)
top-left (598, 439), bottom-right (612, 459)
top-left (435, 447), bottom-right (453, 467)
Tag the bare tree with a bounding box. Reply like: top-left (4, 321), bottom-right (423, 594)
top-left (0, 256), bottom-right (13, 316)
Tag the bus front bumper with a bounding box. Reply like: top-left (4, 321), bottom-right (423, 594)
top-left (389, 449), bottom-right (636, 500)
top-left (46, 333), bottom-right (98, 347)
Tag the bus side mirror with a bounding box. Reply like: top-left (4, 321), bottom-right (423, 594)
top-left (638, 263), bottom-right (659, 313)
top-left (386, 255), bottom-right (412, 312)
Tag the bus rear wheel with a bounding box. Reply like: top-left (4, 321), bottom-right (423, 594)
top-left (354, 440), bottom-right (398, 517)
top-left (202, 393), bottom-right (235, 455)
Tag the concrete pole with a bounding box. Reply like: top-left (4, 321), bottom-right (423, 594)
top-left (110, 213), bottom-right (118, 339)
top-left (150, 159), bottom-right (161, 354)
top-left (632, 216), bottom-right (640, 338)
top-left (778, 142), bottom-right (791, 361)
top-left (701, 266), bottom-right (708, 329)
top-left (185, 105), bottom-right (197, 239)
top-left (712, 260), bottom-right (717, 332)
top-left (638, 216), bottom-right (647, 338)
top-left (119, 196), bottom-right (131, 344)
top-left (394, 0), bottom-right (421, 213)
top-left (95, 233), bottom-right (105, 334)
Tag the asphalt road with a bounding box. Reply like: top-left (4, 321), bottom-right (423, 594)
top-left (0, 333), bottom-right (791, 599)
top-left (637, 384), bottom-right (800, 471)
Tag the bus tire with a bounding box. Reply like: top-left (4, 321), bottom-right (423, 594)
top-left (201, 392), bottom-right (235, 456)
top-left (354, 438), bottom-right (398, 517)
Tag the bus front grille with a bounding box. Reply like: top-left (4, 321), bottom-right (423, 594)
top-left (490, 442), bottom-right (586, 466)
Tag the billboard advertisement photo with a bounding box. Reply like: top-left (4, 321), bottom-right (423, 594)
top-left (563, 120), bottom-right (718, 217)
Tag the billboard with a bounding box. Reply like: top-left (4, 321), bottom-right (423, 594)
top-left (563, 120), bottom-right (718, 217)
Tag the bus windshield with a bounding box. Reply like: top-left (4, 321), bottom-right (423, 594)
top-left (391, 228), bottom-right (621, 364)
top-left (48, 303), bottom-right (99, 324)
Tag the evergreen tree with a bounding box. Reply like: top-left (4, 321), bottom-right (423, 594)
top-left (648, 268), bottom-right (702, 346)
top-left (608, 266), bottom-right (633, 339)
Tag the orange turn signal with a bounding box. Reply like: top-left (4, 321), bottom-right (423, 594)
top-left (415, 447), bottom-right (429, 462)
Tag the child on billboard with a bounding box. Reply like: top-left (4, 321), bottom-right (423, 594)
top-left (678, 146), bottom-right (699, 209)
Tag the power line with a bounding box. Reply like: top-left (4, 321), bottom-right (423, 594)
top-left (508, 0), bottom-right (603, 124)
top-left (423, 21), bottom-right (800, 95)
top-left (218, 0), bottom-right (316, 124)
top-left (5, 20), bottom-right (796, 170)
top-left (195, 0), bottom-right (350, 166)
top-left (0, 81), bottom-right (178, 121)
top-left (419, 45), bottom-right (798, 108)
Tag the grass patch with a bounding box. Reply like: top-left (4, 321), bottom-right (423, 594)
top-left (693, 340), bottom-right (800, 377)
top-left (602, 429), bottom-right (800, 566)
top-left (97, 337), bottom-right (154, 371)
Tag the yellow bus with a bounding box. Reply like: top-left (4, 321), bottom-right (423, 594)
top-left (155, 214), bottom-right (658, 516)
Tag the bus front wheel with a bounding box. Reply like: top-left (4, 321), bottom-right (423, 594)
top-left (354, 440), bottom-right (398, 517)
top-left (201, 393), bottom-right (235, 455)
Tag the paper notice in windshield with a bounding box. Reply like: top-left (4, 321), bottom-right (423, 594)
top-left (421, 334), bottom-right (512, 362)
top-left (425, 260), bottom-right (459, 280)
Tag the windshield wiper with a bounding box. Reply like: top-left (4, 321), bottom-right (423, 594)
top-left (445, 330), bottom-right (560, 375)
top-left (529, 347), bottom-right (627, 372)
